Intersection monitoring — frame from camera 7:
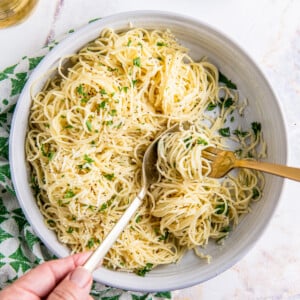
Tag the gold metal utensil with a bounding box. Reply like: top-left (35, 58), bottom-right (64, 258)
top-left (202, 147), bottom-right (300, 181)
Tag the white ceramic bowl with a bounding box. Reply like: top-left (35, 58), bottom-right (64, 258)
top-left (9, 11), bottom-right (287, 292)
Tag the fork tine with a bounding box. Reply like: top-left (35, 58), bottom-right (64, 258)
top-left (204, 146), bottom-right (222, 154)
top-left (201, 149), bottom-right (216, 161)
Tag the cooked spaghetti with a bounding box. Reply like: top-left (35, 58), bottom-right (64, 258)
top-left (26, 28), bottom-right (265, 274)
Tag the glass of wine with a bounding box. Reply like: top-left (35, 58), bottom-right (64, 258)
top-left (0, 0), bottom-right (38, 29)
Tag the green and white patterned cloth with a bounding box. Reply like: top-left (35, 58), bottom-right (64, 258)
top-left (0, 24), bottom-right (171, 300)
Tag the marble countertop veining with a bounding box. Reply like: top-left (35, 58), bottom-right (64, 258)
top-left (1, 0), bottom-right (300, 299)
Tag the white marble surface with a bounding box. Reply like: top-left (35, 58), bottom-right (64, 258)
top-left (1, 0), bottom-right (300, 299)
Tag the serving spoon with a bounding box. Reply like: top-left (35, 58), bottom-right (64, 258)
top-left (83, 124), bottom-right (180, 272)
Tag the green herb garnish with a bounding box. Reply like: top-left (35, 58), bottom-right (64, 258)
top-left (133, 57), bottom-right (141, 67)
top-left (251, 122), bottom-right (261, 137)
top-left (218, 127), bottom-right (230, 137)
top-left (218, 71), bottom-right (237, 89)
top-left (158, 230), bottom-right (169, 241)
top-left (233, 129), bottom-right (249, 137)
top-left (47, 219), bottom-right (56, 227)
top-left (220, 226), bottom-right (231, 233)
top-left (252, 187), bottom-right (260, 199)
top-left (64, 124), bottom-right (74, 129)
top-left (157, 42), bottom-right (167, 46)
top-left (87, 238), bottom-right (95, 249)
top-left (77, 84), bottom-right (87, 96)
top-left (132, 79), bottom-right (138, 87)
top-left (197, 138), bottom-right (208, 145)
top-left (66, 227), bottom-right (74, 233)
top-left (109, 109), bottom-right (117, 116)
top-left (98, 100), bottom-right (107, 110)
top-left (31, 176), bottom-right (40, 196)
top-left (207, 102), bottom-right (217, 111)
top-left (41, 144), bottom-right (55, 161)
top-left (84, 154), bottom-right (94, 163)
top-left (105, 120), bottom-right (113, 126)
top-left (215, 203), bottom-right (227, 215)
top-left (219, 97), bottom-right (234, 108)
top-left (64, 189), bottom-right (75, 198)
top-left (99, 202), bottom-right (108, 212)
top-left (136, 263), bottom-right (153, 277)
top-left (103, 173), bottom-right (115, 181)
top-left (86, 120), bottom-right (92, 132)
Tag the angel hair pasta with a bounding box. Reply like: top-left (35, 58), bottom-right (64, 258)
top-left (26, 28), bottom-right (265, 275)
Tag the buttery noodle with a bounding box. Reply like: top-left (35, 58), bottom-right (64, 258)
top-left (26, 28), bottom-right (264, 273)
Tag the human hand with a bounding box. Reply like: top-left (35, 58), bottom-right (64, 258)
top-left (0, 252), bottom-right (93, 300)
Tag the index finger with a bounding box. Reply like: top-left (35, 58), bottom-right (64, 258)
top-left (13, 251), bottom-right (92, 298)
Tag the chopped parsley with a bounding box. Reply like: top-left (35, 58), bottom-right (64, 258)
top-left (80, 97), bottom-right (89, 104)
top-left (252, 187), bottom-right (260, 199)
top-left (64, 124), bottom-right (74, 129)
top-left (136, 263), bottom-right (153, 277)
top-left (86, 120), bottom-right (92, 132)
top-left (109, 109), bottom-right (117, 116)
top-left (220, 97), bottom-right (234, 108)
top-left (66, 227), bottom-right (74, 233)
top-left (47, 219), bottom-right (56, 227)
top-left (105, 120), bottom-right (113, 126)
top-left (87, 238), bottom-right (95, 249)
top-left (183, 136), bottom-right (193, 148)
top-left (103, 173), bottom-right (115, 181)
top-left (218, 71), bottom-right (237, 89)
top-left (215, 202), bottom-right (227, 215)
top-left (197, 138), bottom-right (208, 146)
top-left (218, 127), bottom-right (230, 137)
top-left (156, 42), bottom-right (167, 46)
top-left (132, 79), bottom-right (138, 87)
top-left (233, 129), bottom-right (249, 138)
top-left (100, 89), bottom-right (107, 95)
top-left (64, 189), bottom-right (75, 198)
top-left (133, 57), bottom-right (141, 67)
top-left (98, 100), bottom-right (107, 110)
top-left (220, 226), bottom-right (231, 233)
top-left (207, 102), bottom-right (217, 111)
top-left (251, 122), bottom-right (261, 137)
top-left (76, 84), bottom-right (87, 96)
top-left (31, 176), bottom-right (40, 196)
top-left (99, 202), bottom-right (108, 212)
top-left (41, 144), bottom-right (55, 161)
top-left (135, 215), bottom-right (142, 223)
top-left (158, 230), bottom-right (169, 241)
top-left (118, 86), bottom-right (128, 93)
top-left (84, 154), bottom-right (94, 163)
top-left (127, 39), bottom-right (132, 47)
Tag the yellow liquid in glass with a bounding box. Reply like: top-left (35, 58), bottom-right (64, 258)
top-left (0, 0), bottom-right (38, 28)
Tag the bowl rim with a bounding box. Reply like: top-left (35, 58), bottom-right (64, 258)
top-left (9, 10), bottom-right (288, 292)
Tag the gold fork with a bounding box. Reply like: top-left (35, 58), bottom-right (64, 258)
top-left (202, 147), bottom-right (300, 181)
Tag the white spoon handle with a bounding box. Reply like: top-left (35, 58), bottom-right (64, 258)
top-left (83, 190), bottom-right (145, 272)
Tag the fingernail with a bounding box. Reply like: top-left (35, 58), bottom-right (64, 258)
top-left (70, 267), bottom-right (92, 288)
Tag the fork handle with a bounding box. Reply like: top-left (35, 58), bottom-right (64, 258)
top-left (235, 160), bottom-right (300, 181)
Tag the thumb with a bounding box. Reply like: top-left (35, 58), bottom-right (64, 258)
top-left (47, 267), bottom-right (93, 300)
